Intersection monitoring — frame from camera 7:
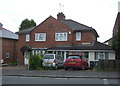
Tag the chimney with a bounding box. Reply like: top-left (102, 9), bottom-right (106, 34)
top-left (57, 12), bottom-right (66, 21)
top-left (118, 1), bottom-right (120, 12)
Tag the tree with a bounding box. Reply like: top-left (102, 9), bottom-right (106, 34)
top-left (112, 27), bottom-right (120, 59)
top-left (19, 19), bottom-right (36, 31)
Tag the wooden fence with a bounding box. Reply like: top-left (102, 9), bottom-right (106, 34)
top-left (90, 60), bottom-right (120, 71)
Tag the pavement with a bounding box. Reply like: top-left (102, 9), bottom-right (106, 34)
top-left (1, 65), bottom-right (120, 79)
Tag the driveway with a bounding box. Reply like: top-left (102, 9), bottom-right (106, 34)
top-left (1, 66), bottom-right (119, 79)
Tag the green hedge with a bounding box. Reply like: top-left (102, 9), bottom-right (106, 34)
top-left (29, 54), bottom-right (43, 70)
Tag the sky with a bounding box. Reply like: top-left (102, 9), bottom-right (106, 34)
top-left (0, 0), bottom-right (120, 42)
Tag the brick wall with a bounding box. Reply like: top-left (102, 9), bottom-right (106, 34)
top-left (17, 16), bottom-right (97, 65)
top-left (2, 38), bottom-right (17, 64)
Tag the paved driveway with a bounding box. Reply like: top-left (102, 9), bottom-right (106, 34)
top-left (1, 66), bottom-right (119, 79)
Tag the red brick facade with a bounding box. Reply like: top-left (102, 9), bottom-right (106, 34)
top-left (113, 12), bottom-right (120, 37)
top-left (2, 38), bottom-right (17, 64)
top-left (17, 14), bottom-right (98, 65)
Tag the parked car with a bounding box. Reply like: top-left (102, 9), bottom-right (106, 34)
top-left (64, 55), bottom-right (88, 70)
top-left (42, 54), bottom-right (64, 69)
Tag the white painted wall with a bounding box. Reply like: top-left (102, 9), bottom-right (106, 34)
top-left (109, 52), bottom-right (115, 60)
top-left (88, 51), bottom-right (115, 62)
top-left (88, 52), bottom-right (94, 61)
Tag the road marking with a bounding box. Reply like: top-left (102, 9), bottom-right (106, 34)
top-left (19, 76), bottom-right (42, 79)
top-left (54, 78), bottom-right (68, 80)
top-left (103, 79), bottom-right (109, 84)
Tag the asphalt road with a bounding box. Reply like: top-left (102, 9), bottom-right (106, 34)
top-left (2, 76), bottom-right (119, 85)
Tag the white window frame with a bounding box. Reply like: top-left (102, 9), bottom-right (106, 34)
top-left (95, 52), bottom-right (109, 60)
top-left (99, 52), bottom-right (105, 60)
top-left (35, 33), bottom-right (46, 41)
top-left (76, 32), bottom-right (81, 41)
top-left (6, 52), bottom-right (10, 58)
top-left (26, 34), bottom-right (30, 42)
top-left (55, 32), bottom-right (67, 41)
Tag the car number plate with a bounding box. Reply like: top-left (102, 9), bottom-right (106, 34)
top-left (69, 62), bottom-right (75, 64)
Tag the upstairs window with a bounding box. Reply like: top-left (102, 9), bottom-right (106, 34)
top-left (26, 34), bottom-right (30, 42)
top-left (55, 32), bottom-right (67, 41)
top-left (76, 32), bottom-right (81, 41)
top-left (35, 33), bottom-right (46, 41)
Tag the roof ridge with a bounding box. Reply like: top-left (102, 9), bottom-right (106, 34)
top-left (64, 19), bottom-right (93, 30)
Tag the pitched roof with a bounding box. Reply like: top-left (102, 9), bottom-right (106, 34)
top-left (61, 19), bottom-right (92, 31)
top-left (61, 19), bottom-right (99, 37)
top-left (103, 38), bottom-right (112, 43)
top-left (16, 26), bottom-right (35, 34)
top-left (0, 28), bottom-right (18, 40)
top-left (48, 41), bottom-right (113, 51)
top-left (16, 16), bottom-right (99, 37)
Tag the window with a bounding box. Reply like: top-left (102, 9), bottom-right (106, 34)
top-left (105, 52), bottom-right (109, 60)
top-left (44, 55), bottom-right (54, 59)
top-left (95, 52), bottom-right (109, 60)
top-left (26, 34), bottom-right (30, 41)
top-left (6, 53), bottom-right (10, 58)
top-left (35, 33), bottom-right (46, 41)
top-left (76, 32), bottom-right (81, 41)
top-left (55, 32), bottom-right (67, 41)
top-left (99, 52), bottom-right (105, 60)
top-left (84, 52), bottom-right (89, 58)
top-left (95, 52), bottom-right (99, 60)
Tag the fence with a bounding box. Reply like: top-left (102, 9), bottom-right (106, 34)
top-left (90, 60), bottom-right (120, 71)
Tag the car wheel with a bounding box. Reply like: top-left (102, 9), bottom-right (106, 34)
top-left (64, 67), bottom-right (68, 70)
top-left (55, 65), bottom-right (58, 70)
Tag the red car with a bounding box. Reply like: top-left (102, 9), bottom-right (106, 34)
top-left (64, 55), bottom-right (88, 70)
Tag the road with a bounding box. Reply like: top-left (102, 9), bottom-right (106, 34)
top-left (2, 76), bottom-right (119, 85)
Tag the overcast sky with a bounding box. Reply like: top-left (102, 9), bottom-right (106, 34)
top-left (0, 0), bottom-right (119, 42)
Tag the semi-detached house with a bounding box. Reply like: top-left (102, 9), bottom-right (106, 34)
top-left (16, 13), bottom-right (115, 65)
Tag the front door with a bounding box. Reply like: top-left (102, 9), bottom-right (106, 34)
top-left (24, 51), bottom-right (29, 65)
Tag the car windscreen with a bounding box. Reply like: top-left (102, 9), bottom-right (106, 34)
top-left (43, 55), bottom-right (54, 59)
top-left (67, 56), bottom-right (80, 59)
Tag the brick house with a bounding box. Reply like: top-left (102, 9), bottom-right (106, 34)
top-left (16, 13), bottom-right (115, 65)
top-left (113, 2), bottom-right (120, 37)
top-left (113, 12), bottom-right (120, 37)
top-left (0, 23), bottom-right (18, 64)
top-left (104, 2), bottom-right (120, 46)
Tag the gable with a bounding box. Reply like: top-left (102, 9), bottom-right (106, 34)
top-left (16, 15), bottom-right (99, 39)
top-left (31, 16), bottom-right (72, 33)
top-left (17, 16), bottom-right (72, 34)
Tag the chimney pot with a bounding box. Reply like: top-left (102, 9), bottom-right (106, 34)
top-left (57, 12), bottom-right (66, 21)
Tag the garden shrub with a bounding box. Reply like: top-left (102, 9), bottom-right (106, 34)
top-left (29, 54), bottom-right (43, 70)
top-left (8, 62), bottom-right (18, 66)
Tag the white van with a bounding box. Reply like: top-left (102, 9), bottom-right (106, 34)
top-left (42, 54), bottom-right (64, 69)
